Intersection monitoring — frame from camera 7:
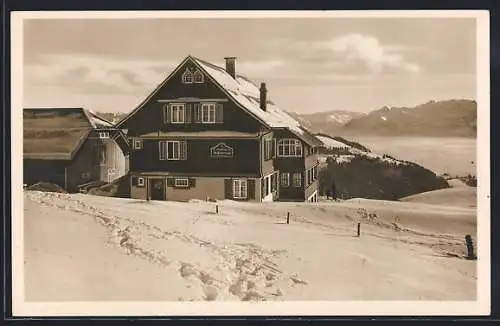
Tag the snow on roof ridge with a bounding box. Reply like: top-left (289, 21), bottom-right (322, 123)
top-left (193, 56), bottom-right (307, 137)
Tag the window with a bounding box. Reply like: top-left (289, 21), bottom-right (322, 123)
top-left (170, 104), bottom-right (185, 123)
top-left (159, 141), bottom-right (187, 160)
top-left (233, 179), bottom-right (248, 199)
top-left (81, 172), bottom-right (91, 180)
top-left (264, 137), bottom-right (273, 160)
top-left (137, 177), bottom-right (145, 187)
top-left (280, 172), bottom-right (290, 187)
top-left (133, 139), bottom-right (143, 150)
top-left (182, 69), bottom-right (193, 84)
top-left (292, 173), bottom-right (302, 187)
top-left (277, 139), bottom-right (303, 157)
top-left (201, 103), bottom-right (216, 123)
top-left (174, 178), bottom-right (189, 188)
top-left (193, 70), bottom-right (204, 83)
top-left (98, 131), bottom-right (109, 139)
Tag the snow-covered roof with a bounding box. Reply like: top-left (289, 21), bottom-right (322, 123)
top-left (315, 135), bottom-right (352, 149)
top-left (192, 57), bottom-right (322, 146)
top-left (84, 110), bottom-right (114, 128)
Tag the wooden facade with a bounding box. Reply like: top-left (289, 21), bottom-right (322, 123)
top-left (118, 56), bottom-right (321, 202)
top-left (23, 108), bottom-right (130, 192)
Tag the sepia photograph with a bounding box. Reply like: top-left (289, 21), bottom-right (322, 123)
top-left (11, 10), bottom-right (490, 316)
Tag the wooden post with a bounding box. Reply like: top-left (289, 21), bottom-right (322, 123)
top-left (216, 205), bottom-right (219, 214)
top-left (465, 234), bottom-right (476, 260)
top-left (357, 222), bottom-right (361, 237)
top-left (286, 212), bottom-right (290, 224)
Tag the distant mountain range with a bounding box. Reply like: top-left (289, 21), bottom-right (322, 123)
top-left (289, 99), bottom-right (477, 138)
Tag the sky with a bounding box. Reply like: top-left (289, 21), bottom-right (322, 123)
top-left (23, 17), bottom-right (477, 114)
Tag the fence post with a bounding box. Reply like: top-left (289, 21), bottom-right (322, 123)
top-left (465, 234), bottom-right (476, 260)
top-left (357, 222), bottom-right (361, 237)
top-left (287, 212), bottom-right (290, 225)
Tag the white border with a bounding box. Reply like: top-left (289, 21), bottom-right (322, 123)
top-left (11, 10), bottom-right (490, 316)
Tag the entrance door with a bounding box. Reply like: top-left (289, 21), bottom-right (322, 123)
top-left (150, 178), bottom-right (165, 200)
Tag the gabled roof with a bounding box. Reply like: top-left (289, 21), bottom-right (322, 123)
top-left (23, 107), bottom-right (115, 160)
top-left (117, 55), bottom-right (322, 147)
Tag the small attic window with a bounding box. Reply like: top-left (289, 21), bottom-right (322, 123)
top-left (182, 69), bottom-right (193, 84)
top-left (193, 70), bottom-right (204, 83)
top-left (98, 131), bottom-right (109, 139)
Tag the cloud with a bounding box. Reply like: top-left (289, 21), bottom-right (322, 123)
top-left (331, 34), bottom-right (421, 73)
top-left (24, 54), bottom-right (177, 94)
top-left (309, 33), bottom-right (421, 74)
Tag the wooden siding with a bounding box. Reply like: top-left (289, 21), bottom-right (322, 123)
top-left (129, 173), bottom-right (262, 202)
top-left (120, 60), bottom-right (265, 136)
top-left (278, 170), bottom-right (305, 201)
top-left (129, 138), bottom-right (261, 176)
top-left (65, 137), bottom-right (101, 192)
top-left (260, 132), bottom-right (275, 176)
top-left (23, 159), bottom-right (66, 189)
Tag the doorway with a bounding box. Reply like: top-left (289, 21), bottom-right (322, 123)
top-left (150, 178), bottom-right (165, 200)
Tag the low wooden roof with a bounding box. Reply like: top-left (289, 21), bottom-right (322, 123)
top-left (23, 107), bottom-right (115, 160)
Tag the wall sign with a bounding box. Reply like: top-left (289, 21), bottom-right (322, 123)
top-left (210, 143), bottom-right (234, 158)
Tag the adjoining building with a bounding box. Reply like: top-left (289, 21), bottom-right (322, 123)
top-left (117, 56), bottom-right (322, 202)
top-left (23, 107), bottom-right (129, 192)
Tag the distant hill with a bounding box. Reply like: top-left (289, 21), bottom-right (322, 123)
top-left (290, 99), bottom-right (477, 138)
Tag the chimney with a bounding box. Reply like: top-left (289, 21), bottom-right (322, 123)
top-left (260, 82), bottom-right (267, 111)
top-left (224, 57), bottom-right (236, 78)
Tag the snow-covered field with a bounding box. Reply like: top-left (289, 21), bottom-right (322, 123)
top-left (24, 191), bottom-right (477, 302)
top-left (400, 187), bottom-right (477, 209)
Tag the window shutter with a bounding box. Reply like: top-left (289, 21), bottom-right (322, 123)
top-left (248, 179), bottom-right (255, 200)
top-left (166, 178), bottom-right (175, 187)
top-left (131, 176), bottom-right (137, 186)
top-left (273, 139), bottom-right (277, 158)
top-left (165, 104), bottom-right (171, 123)
top-left (189, 178), bottom-right (196, 188)
top-left (185, 103), bottom-right (192, 123)
top-left (261, 178), bottom-right (265, 198)
top-left (215, 103), bottom-right (224, 123)
top-left (194, 103), bottom-right (201, 123)
top-left (224, 179), bottom-right (233, 199)
top-left (180, 141), bottom-right (187, 160)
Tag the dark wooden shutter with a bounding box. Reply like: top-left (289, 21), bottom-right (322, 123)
top-left (180, 141), bottom-right (187, 160)
top-left (215, 103), bottom-right (224, 123)
top-left (194, 103), bottom-right (201, 123)
top-left (189, 178), bottom-right (196, 188)
top-left (131, 176), bottom-right (137, 186)
top-left (248, 179), bottom-right (255, 200)
top-left (261, 178), bottom-right (265, 198)
top-left (166, 178), bottom-right (175, 187)
top-left (224, 179), bottom-right (233, 199)
top-left (185, 103), bottom-right (192, 123)
top-left (165, 104), bottom-right (171, 123)
top-left (273, 138), bottom-right (277, 158)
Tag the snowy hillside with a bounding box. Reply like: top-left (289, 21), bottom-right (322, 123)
top-left (315, 134), bottom-right (406, 166)
top-left (24, 191), bottom-right (476, 302)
